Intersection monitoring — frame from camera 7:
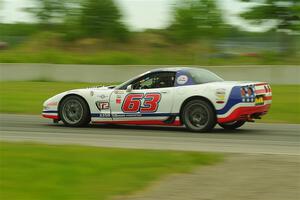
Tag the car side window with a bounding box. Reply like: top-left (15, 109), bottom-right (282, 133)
top-left (132, 72), bottom-right (176, 90)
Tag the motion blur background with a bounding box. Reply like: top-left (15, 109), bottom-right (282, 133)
top-left (0, 0), bottom-right (299, 65)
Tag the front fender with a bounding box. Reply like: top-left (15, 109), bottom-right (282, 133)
top-left (42, 89), bottom-right (92, 119)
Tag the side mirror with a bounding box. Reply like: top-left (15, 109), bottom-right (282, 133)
top-left (126, 84), bottom-right (133, 92)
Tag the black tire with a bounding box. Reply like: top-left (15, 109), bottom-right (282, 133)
top-left (59, 95), bottom-right (91, 127)
top-left (181, 99), bottom-right (216, 132)
top-left (218, 120), bottom-right (246, 130)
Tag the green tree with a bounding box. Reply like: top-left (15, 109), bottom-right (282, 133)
top-left (26, 0), bottom-right (67, 25)
top-left (25, 0), bottom-right (129, 40)
top-left (0, 0), bottom-right (4, 21)
top-left (240, 0), bottom-right (300, 53)
top-left (79, 0), bottom-right (128, 40)
top-left (168, 0), bottom-right (227, 42)
top-left (0, 1), bottom-right (2, 19)
top-left (240, 0), bottom-right (300, 34)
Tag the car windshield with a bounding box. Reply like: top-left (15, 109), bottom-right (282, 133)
top-left (115, 72), bottom-right (147, 90)
top-left (186, 68), bottom-right (223, 84)
top-left (116, 68), bottom-right (223, 89)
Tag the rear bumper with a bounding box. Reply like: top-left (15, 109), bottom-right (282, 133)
top-left (217, 104), bottom-right (271, 123)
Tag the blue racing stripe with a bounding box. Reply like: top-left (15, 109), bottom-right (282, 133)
top-left (217, 86), bottom-right (242, 115)
top-left (91, 113), bottom-right (179, 118)
top-left (43, 110), bottom-right (58, 113)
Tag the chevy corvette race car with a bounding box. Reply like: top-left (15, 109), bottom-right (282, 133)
top-left (42, 67), bottom-right (272, 132)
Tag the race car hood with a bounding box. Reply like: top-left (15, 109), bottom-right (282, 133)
top-left (43, 85), bottom-right (116, 110)
top-left (86, 85), bottom-right (117, 90)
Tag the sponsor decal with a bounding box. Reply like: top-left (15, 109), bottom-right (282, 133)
top-left (90, 91), bottom-right (94, 96)
top-left (96, 101), bottom-right (110, 110)
top-left (215, 89), bottom-right (226, 104)
top-left (92, 113), bottom-right (178, 118)
top-left (121, 93), bottom-right (161, 113)
top-left (216, 88), bottom-right (226, 100)
top-left (99, 113), bottom-right (111, 118)
top-left (114, 90), bottom-right (125, 94)
top-left (255, 96), bottom-right (264, 105)
top-left (99, 94), bottom-right (106, 99)
top-left (116, 98), bottom-right (122, 104)
top-left (47, 102), bottom-right (58, 106)
top-left (176, 75), bottom-right (188, 85)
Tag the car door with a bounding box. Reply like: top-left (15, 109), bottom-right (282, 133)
top-left (109, 71), bottom-right (176, 122)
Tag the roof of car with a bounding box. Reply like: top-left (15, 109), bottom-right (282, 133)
top-left (149, 67), bottom-right (196, 73)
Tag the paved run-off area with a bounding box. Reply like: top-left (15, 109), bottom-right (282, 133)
top-left (0, 114), bottom-right (299, 200)
top-left (119, 154), bottom-right (300, 200)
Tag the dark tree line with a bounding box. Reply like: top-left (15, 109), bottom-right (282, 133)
top-left (25, 0), bottom-right (128, 40)
top-left (20, 0), bottom-right (300, 42)
top-left (241, 0), bottom-right (300, 35)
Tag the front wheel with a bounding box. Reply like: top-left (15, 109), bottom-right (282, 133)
top-left (181, 99), bottom-right (216, 132)
top-left (218, 120), bottom-right (246, 130)
top-left (59, 95), bottom-right (91, 127)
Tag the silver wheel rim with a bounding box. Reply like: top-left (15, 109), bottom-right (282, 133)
top-left (62, 99), bottom-right (83, 124)
top-left (187, 104), bottom-right (209, 129)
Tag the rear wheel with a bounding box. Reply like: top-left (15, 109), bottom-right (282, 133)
top-left (219, 120), bottom-right (246, 130)
top-left (181, 99), bottom-right (216, 132)
top-left (59, 95), bottom-right (91, 127)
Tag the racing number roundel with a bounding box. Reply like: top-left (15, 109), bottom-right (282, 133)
top-left (122, 93), bottom-right (161, 113)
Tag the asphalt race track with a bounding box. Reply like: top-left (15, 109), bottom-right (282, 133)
top-left (0, 114), bottom-right (299, 155)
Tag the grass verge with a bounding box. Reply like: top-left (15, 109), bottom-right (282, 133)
top-left (0, 142), bottom-right (222, 200)
top-left (0, 82), bottom-right (299, 123)
top-left (0, 81), bottom-right (101, 114)
top-left (261, 85), bottom-right (300, 124)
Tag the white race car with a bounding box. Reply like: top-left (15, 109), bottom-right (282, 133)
top-left (42, 67), bottom-right (272, 132)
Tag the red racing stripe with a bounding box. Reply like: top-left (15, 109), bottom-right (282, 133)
top-left (217, 104), bottom-right (271, 124)
top-left (255, 89), bottom-right (266, 94)
top-left (255, 83), bottom-right (267, 86)
top-left (42, 114), bottom-right (59, 120)
top-left (263, 96), bottom-right (272, 101)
